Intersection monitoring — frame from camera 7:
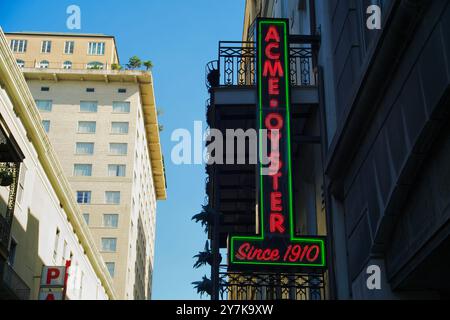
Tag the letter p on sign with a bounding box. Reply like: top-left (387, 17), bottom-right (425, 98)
top-left (41, 266), bottom-right (66, 287)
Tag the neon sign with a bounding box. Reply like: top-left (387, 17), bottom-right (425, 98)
top-left (229, 19), bottom-right (326, 270)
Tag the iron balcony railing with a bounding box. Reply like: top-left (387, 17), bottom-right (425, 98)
top-left (14, 60), bottom-right (150, 72)
top-left (206, 40), bottom-right (317, 89)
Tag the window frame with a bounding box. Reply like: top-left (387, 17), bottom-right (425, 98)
top-left (88, 42), bottom-right (106, 56)
top-left (64, 41), bottom-right (75, 54)
top-left (103, 214), bottom-right (119, 228)
top-left (111, 122), bottom-right (129, 135)
top-left (76, 191), bottom-right (92, 204)
top-left (41, 40), bottom-right (52, 53)
top-left (10, 39), bottom-right (27, 53)
top-left (75, 142), bottom-right (95, 155)
top-left (108, 164), bottom-right (126, 177)
top-left (112, 101), bottom-right (131, 113)
top-left (35, 100), bottom-right (53, 112)
top-left (109, 143), bottom-right (128, 156)
top-left (105, 191), bottom-right (121, 205)
top-left (77, 121), bottom-right (97, 134)
top-left (79, 101), bottom-right (98, 113)
top-left (101, 238), bottom-right (117, 252)
top-left (73, 164), bottom-right (93, 177)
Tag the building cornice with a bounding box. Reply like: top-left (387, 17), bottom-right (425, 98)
top-left (0, 28), bottom-right (117, 300)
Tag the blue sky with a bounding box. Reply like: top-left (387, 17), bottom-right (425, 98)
top-left (0, 0), bottom-right (245, 300)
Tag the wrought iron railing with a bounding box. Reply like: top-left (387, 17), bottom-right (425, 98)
top-left (206, 41), bottom-right (317, 89)
top-left (218, 265), bottom-right (326, 300)
top-left (14, 60), bottom-right (148, 72)
top-left (0, 261), bottom-right (30, 300)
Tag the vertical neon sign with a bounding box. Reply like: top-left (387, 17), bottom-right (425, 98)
top-left (229, 19), bottom-right (326, 270)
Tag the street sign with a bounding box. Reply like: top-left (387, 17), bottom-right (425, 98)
top-left (40, 266), bottom-right (66, 287)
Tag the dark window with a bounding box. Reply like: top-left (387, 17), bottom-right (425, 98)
top-left (41, 87), bottom-right (50, 92)
top-left (118, 88), bottom-right (127, 93)
top-left (86, 88), bottom-right (95, 93)
top-left (8, 239), bottom-right (17, 266)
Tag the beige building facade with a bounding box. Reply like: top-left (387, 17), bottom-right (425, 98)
top-left (6, 32), bottom-right (119, 70)
top-left (5, 31), bottom-right (166, 300)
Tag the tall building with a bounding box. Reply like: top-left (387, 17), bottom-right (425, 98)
top-left (0, 28), bottom-right (115, 300)
top-left (5, 31), bottom-right (167, 300)
top-left (202, 0), bottom-right (450, 300)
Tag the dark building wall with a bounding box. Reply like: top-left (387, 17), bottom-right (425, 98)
top-left (323, 0), bottom-right (450, 298)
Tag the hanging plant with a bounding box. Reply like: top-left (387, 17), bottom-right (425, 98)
top-left (0, 169), bottom-right (13, 187)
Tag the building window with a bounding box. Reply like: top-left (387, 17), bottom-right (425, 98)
top-left (83, 213), bottom-right (90, 225)
top-left (16, 59), bottom-right (25, 68)
top-left (78, 121), bottom-right (96, 134)
top-left (76, 142), bottom-right (94, 155)
top-left (112, 101), bottom-right (130, 113)
top-left (10, 39), bottom-right (27, 53)
top-left (16, 164), bottom-right (26, 204)
top-left (41, 40), bottom-right (52, 53)
top-left (87, 62), bottom-right (104, 70)
top-left (88, 42), bottom-right (105, 55)
top-left (118, 88), bottom-right (127, 93)
top-left (105, 262), bottom-right (115, 278)
top-left (80, 101), bottom-right (98, 113)
top-left (53, 229), bottom-right (60, 261)
top-left (64, 41), bottom-right (75, 54)
top-left (77, 191), bottom-right (91, 204)
top-left (111, 122), bottom-right (129, 134)
top-left (42, 120), bottom-right (50, 133)
top-left (41, 87), bottom-right (50, 92)
top-left (101, 238), bottom-right (117, 252)
top-left (105, 191), bottom-right (120, 204)
top-left (73, 164), bottom-right (92, 177)
top-left (63, 61), bottom-right (73, 69)
top-left (35, 100), bottom-right (52, 112)
top-left (103, 214), bottom-right (119, 228)
top-left (8, 239), bottom-right (17, 266)
top-left (39, 60), bottom-right (49, 69)
top-left (109, 143), bottom-right (127, 156)
top-left (108, 164), bottom-right (126, 177)
top-left (62, 241), bottom-right (68, 264)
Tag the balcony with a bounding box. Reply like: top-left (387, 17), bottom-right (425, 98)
top-left (204, 38), bottom-right (321, 248)
top-left (206, 40), bottom-right (319, 107)
top-left (14, 60), bottom-right (151, 72)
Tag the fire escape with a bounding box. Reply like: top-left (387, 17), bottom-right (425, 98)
top-left (197, 20), bottom-right (329, 300)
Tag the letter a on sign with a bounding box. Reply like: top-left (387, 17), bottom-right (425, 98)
top-left (228, 18), bottom-right (326, 271)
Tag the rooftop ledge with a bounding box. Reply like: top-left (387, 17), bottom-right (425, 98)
top-left (22, 67), bottom-right (167, 201)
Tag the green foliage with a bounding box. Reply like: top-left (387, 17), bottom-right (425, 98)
top-left (111, 63), bottom-right (122, 70)
top-left (127, 56), bottom-right (142, 69)
top-left (143, 60), bottom-right (154, 71)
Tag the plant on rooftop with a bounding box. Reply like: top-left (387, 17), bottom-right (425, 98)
top-left (126, 56), bottom-right (142, 70)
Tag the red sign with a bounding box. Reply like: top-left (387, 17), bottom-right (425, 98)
top-left (229, 19), bottom-right (326, 270)
top-left (39, 261), bottom-right (71, 300)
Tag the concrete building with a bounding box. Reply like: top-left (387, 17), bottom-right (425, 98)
top-left (0, 28), bottom-right (115, 300)
top-left (4, 31), bottom-right (166, 300)
top-left (203, 0), bottom-right (450, 300)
